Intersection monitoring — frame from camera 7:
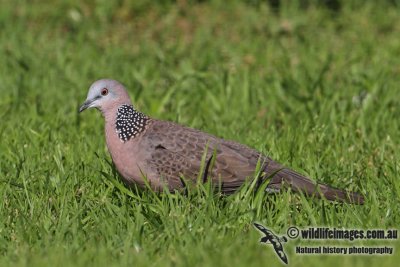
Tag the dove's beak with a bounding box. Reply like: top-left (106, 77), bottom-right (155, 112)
top-left (79, 100), bottom-right (93, 113)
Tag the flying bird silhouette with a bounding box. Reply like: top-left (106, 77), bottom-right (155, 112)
top-left (253, 223), bottom-right (288, 264)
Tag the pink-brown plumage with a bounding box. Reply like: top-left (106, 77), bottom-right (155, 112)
top-left (79, 79), bottom-right (364, 204)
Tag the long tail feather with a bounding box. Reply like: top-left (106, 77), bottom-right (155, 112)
top-left (266, 168), bottom-right (364, 204)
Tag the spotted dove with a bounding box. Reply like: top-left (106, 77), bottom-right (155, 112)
top-left (79, 79), bottom-right (364, 204)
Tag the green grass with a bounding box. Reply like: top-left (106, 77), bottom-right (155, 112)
top-left (1, 0), bottom-right (400, 266)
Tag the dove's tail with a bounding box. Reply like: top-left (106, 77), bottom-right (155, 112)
top-left (266, 168), bottom-right (364, 204)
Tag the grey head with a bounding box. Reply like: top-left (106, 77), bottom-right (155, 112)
top-left (79, 79), bottom-right (131, 113)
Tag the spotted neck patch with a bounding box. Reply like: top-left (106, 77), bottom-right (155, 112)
top-left (115, 104), bottom-right (148, 142)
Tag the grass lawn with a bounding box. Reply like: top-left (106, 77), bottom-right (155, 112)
top-left (0, 0), bottom-right (399, 266)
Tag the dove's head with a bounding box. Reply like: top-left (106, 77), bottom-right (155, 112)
top-left (79, 79), bottom-right (131, 114)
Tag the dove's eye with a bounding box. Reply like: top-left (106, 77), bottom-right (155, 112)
top-left (101, 88), bottom-right (108, 96)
